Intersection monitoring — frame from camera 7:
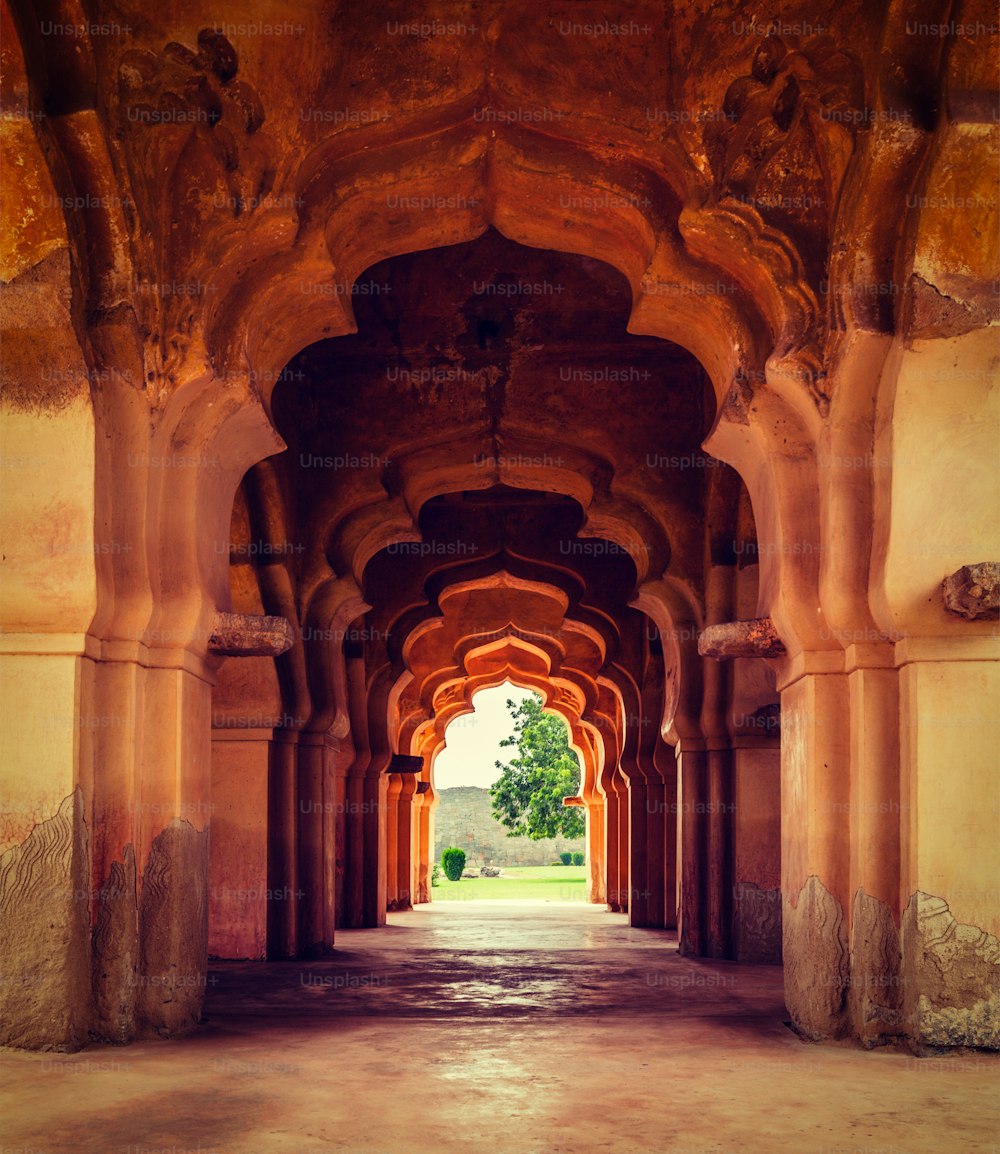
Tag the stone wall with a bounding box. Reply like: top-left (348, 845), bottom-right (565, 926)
top-left (434, 787), bottom-right (585, 867)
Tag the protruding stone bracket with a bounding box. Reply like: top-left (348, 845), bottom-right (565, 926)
top-left (415, 781), bottom-right (431, 795)
top-left (563, 795), bottom-right (586, 807)
top-left (207, 612), bottom-right (294, 657)
top-left (389, 754), bottom-right (424, 775)
top-left (698, 617), bottom-right (787, 659)
top-left (942, 563), bottom-right (1000, 620)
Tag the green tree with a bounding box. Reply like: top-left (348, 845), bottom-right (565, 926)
top-left (490, 694), bottom-right (585, 840)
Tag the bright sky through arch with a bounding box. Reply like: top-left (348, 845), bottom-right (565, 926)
top-left (433, 683), bottom-right (538, 790)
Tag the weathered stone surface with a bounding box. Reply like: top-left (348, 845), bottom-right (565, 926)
top-left (901, 891), bottom-right (1000, 1051)
top-left (732, 882), bottom-right (782, 965)
top-left (699, 618), bottom-right (787, 659)
top-left (907, 273), bottom-right (1000, 341)
top-left (208, 612), bottom-right (294, 657)
top-left (433, 787), bottom-right (584, 868)
top-left (849, 889), bottom-right (903, 1049)
top-left (92, 844), bottom-right (138, 1044)
top-left (783, 876), bottom-right (849, 1041)
top-left (137, 821), bottom-right (209, 1039)
top-left (942, 563), bottom-right (1000, 621)
top-left (0, 790), bottom-right (92, 1050)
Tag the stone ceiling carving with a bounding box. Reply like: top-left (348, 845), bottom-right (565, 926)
top-left (9, 1), bottom-right (950, 415)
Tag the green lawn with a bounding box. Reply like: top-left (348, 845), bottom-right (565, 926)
top-left (432, 864), bottom-right (588, 902)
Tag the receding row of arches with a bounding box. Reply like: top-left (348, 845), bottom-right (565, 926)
top-left (2, 3), bottom-right (995, 1059)
top-left (208, 236), bottom-right (780, 972)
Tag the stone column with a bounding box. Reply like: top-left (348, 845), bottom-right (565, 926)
top-left (297, 731), bottom-right (331, 956)
top-left (779, 667), bottom-right (851, 1040)
top-left (385, 773), bottom-right (402, 910)
top-left (321, 736), bottom-right (338, 948)
top-left (846, 657), bottom-right (902, 1044)
top-left (415, 776), bottom-right (434, 904)
top-left (343, 655), bottom-right (369, 928)
top-left (586, 797), bottom-right (607, 904)
top-left (395, 773), bottom-right (419, 910)
top-left (615, 765), bottom-right (630, 914)
top-left (268, 727), bottom-right (300, 957)
top-left (731, 729), bottom-right (782, 963)
top-left (676, 741), bottom-right (709, 956)
top-left (625, 748), bottom-right (668, 929)
top-left (705, 744), bottom-right (734, 958)
top-left (332, 744), bottom-right (351, 928)
top-left (209, 726), bottom-right (271, 960)
top-left (0, 259), bottom-right (105, 1050)
top-left (624, 765), bottom-right (651, 926)
top-left (897, 646), bottom-right (1000, 1051)
top-left (599, 728), bottom-right (623, 912)
top-left (362, 760), bottom-right (389, 927)
top-left (654, 737), bottom-right (679, 931)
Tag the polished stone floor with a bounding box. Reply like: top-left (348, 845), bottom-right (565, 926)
top-left (3, 901), bottom-right (998, 1153)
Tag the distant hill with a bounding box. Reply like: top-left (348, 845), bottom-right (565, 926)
top-left (433, 785), bottom-right (585, 867)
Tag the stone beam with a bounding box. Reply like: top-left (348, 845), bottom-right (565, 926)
top-left (698, 618), bottom-right (787, 659)
top-left (563, 795), bottom-right (586, 807)
top-left (207, 612), bottom-right (294, 657)
top-left (388, 754), bottom-right (425, 774)
top-left (942, 562), bottom-right (1000, 620)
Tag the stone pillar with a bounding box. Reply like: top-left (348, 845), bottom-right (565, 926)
top-left (415, 781), bottom-right (433, 904)
top-left (731, 733), bottom-right (782, 963)
top-left (780, 668), bottom-right (851, 1041)
top-left (385, 774), bottom-right (402, 910)
top-left (654, 737), bottom-right (678, 931)
top-left (395, 773), bottom-right (418, 910)
top-left (322, 737), bottom-right (338, 948)
top-left (0, 776), bottom-right (93, 1050)
top-left (208, 727), bottom-right (270, 960)
top-left (676, 742), bottom-right (709, 956)
top-left (897, 650), bottom-right (1000, 1051)
top-left (616, 765), bottom-right (630, 914)
top-left (586, 798), bottom-right (607, 904)
top-left (332, 746), bottom-right (350, 928)
top-left (846, 658), bottom-right (902, 1044)
top-left (600, 733), bottom-right (623, 911)
top-left (0, 295), bottom-right (100, 1050)
top-left (705, 745), bottom-right (734, 958)
top-left (297, 731), bottom-right (331, 956)
top-left (627, 775), bottom-right (655, 927)
top-left (344, 769), bottom-right (366, 927)
top-left (267, 728), bottom-right (300, 957)
top-left (362, 761), bottom-right (388, 927)
top-left (604, 761), bottom-right (629, 912)
top-left (128, 661), bottom-right (213, 1039)
top-left (87, 657), bottom-right (141, 1045)
top-left (343, 655), bottom-right (369, 928)
top-left (625, 749), bottom-right (668, 929)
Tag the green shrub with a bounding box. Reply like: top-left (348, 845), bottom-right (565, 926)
top-left (431, 863), bottom-right (441, 888)
top-left (441, 847), bottom-right (466, 881)
top-left (572, 852), bottom-right (584, 866)
top-left (559, 851), bottom-right (573, 865)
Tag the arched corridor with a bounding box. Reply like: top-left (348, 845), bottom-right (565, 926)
top-left (1, 0), bottom-right (998, 1148)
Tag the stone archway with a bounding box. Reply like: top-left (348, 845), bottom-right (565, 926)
top-left (2, 1), bottom-right (996, 1057)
